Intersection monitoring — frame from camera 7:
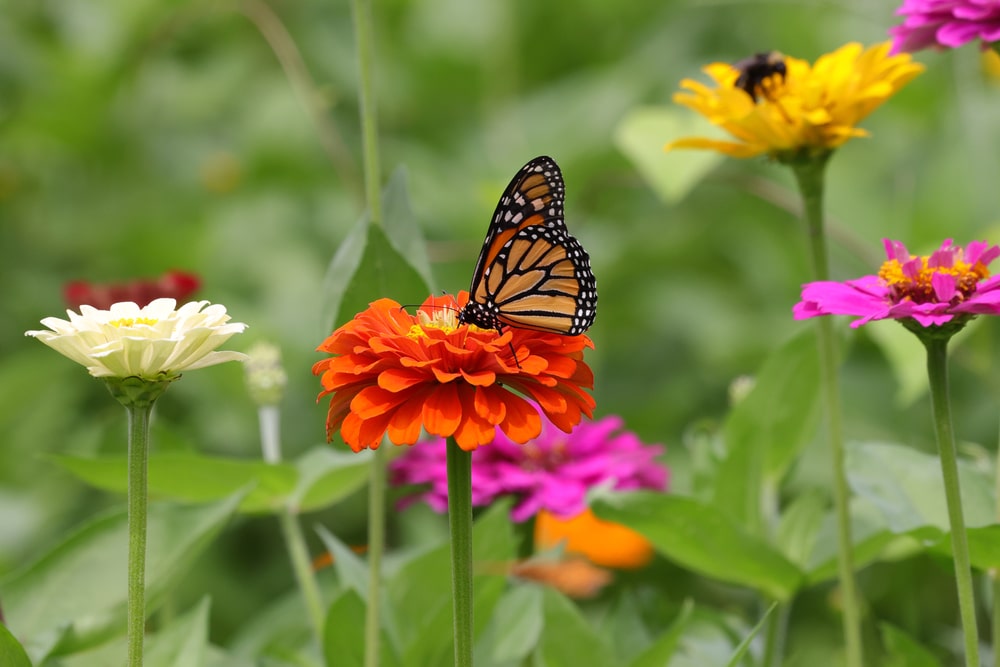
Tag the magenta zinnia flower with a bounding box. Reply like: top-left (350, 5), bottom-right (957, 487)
top-left (889, 0), bottom-right (1000, 53)
top-left (794, 238), bottom-right (1000, 328)
top-left (389, 409), bottom-right (668, 522)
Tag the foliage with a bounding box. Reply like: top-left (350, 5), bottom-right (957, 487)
top-left (5, 0), bottom-right (1000, 665)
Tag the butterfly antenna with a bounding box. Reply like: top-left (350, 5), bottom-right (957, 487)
top-left (510, 341), bottom-right (522, 370)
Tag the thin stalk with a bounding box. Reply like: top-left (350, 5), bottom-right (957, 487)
top-left (240, 0), bottom-right (363, 205)
top-left (126, 403), bottom-right (153, 667)
top-left (447, 440), bottom-right (474, 667)
top-left (761, 601), bottom-right (791, 667)
top-left (258, 405), bottom-right (325, 640)
top-left (364, 445), bottom-right (387, 667)
top-left (349, 0), bottom-right (387, 661)
top-left (923, 337), bottom-right (980, 667)
top-left (351, 0), bottom-right (382, 230)
top-left (790, 156), bottom-right (864, 667)
top-left (760, 479), bottom-right (789, 666)
top-left (994, 418), bottom-right (1000, 667)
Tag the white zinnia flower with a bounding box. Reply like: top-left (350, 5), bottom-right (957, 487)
top-left (26, 298), bottom-right (248, 379)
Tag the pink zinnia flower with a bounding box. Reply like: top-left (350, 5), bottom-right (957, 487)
top-left (389, 409), bottom-right (668, 522)
top-left (889, 0), bottom-right (1000, 53)
top-left (794, 238), bottom-right (1000, 328)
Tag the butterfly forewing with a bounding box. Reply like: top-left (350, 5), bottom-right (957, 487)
top-left (462, 156), bottom-right (597, 336)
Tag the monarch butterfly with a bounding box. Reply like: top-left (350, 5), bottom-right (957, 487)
top-left (459, 156), bottom-right (597, 336)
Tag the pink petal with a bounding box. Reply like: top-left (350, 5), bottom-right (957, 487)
top-left (932, 272), bottom-right (958, 301)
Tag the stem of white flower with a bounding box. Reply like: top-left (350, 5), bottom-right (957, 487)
top-left (105, 376), bottom-right (174, 667)
top-left (126, 402), bottom-right (153, 667)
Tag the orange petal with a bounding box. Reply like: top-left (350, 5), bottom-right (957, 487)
top-left (386, 389), bottom-right (430, 445)
top-left (498, 394), bottom-right (541, 443)
top-left (422, 383), bottom-right (462, 437)
top-left (453, 412), bottom-right (496, 450)
top-left (379, 367), bottom-right (426, 392)
top-left (427, 360), bottom-right (460, 382)
top-left (461, 367), bottom-right (497, 387)
top-left (352, 385), bottom-right (408, 418)
top-left (473, 386), bottom-right (507, 425)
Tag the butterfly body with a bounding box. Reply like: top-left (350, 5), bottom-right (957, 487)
top-left (459, 156), bottom-right (597, 336)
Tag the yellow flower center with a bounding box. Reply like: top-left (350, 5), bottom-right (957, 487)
top-left (109, 317), bottom-right (159, 328)
top-left (409, 307), bottom-right (460, 339)
top-left (877, 256), bottom-right (989, 304)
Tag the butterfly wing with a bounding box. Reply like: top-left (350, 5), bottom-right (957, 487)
top-left (463, 156), bottom-right (597, 335)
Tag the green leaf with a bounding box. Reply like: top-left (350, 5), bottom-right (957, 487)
top-left (319, 170), bottom-right (434, 332)
top-left (628, 599), bottom-right (694, 667)
top-left (938, 524), bottom-right (1000, 571)
top-left (315, 526), bottom-right (370, 602)
top-left (382, 167), bottom-right (436, 294)
top-left (389, 501), bottom-right (516, 667)
top-left (476, 585), bottom-right (542, 664)
top-left (724, 602), bottom-right (777, 667)
top-left (534, 587), bottom-right (616, 667)
top-left (714, 329), bottom-right (820, 525)
top-left (57, 597), bottom-right (214, 667)
top-left (846, 441), bottom-right (995, 532)
top-left (291, 447), bottom-right (371, 512)
top-left (776, 490), bottom-right (827, 570)
top-left (323, 589), bottom-right (366, 667)
top-left (52, 452), bottom-right (298, 514)
top-left (880, 623), bottom-right (943, 667)
top-left (593, 492), bottom-right (802, 600)
top-left (225, 585), bottom-right (329, 663)
top-left (596, 590), bottom-right (653, 665)
top-left (389, 543), bottom-right (453, 667)
top-left (802, 497), bottom-right (901, 584)
top-left (0, 622), bottom-right (32, 667)
top-left (144, 596), bottom-right (211, 667)
top-left (1, 493), bottom-right (242, 663)
top-left (613, 106), bottom-right (725, 204)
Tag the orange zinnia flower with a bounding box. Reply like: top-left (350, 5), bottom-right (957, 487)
top-left (534, 507), bottom-right (654, 570)
top-left (313, 292), bottom-right (594, 451)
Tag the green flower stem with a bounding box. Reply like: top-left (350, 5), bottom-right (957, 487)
top-left (349, 0), bottom-right (387, 660)
top-left (994, 424), bottom-right (1000, 667)
top-left (258, 405), bottom-right (325, 640)
top-left (990, 422), bottom-right (1000, 665)
top-left (447, 440), bottom-right (474, 667)
top-left (923, 336), bottom-right (980, 667)
top-left (125, 402), bottom-right (153, 667)
top-left (105, 376), bottom-right (174, 667)
top-left (365, 444), bottom-right (387, 667)
top-left (791, 156), bottom-right (864, 667)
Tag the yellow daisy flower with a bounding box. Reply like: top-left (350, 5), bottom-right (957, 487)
top-left (665, 42), bottom-right (924, 161)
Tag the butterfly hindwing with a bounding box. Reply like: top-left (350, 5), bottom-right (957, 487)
top-left (461, 156), bottom-right (596, 336)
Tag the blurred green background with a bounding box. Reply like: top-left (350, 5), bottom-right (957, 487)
top-left (5, 0), bottom-right (1000, 655)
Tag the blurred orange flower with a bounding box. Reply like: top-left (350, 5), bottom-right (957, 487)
top-left (510, 557), bottom-right (613, 599)
top-left (313, 292), bottom-right (594, 452)
top-left (534, 507), bottom-right (654, 570)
